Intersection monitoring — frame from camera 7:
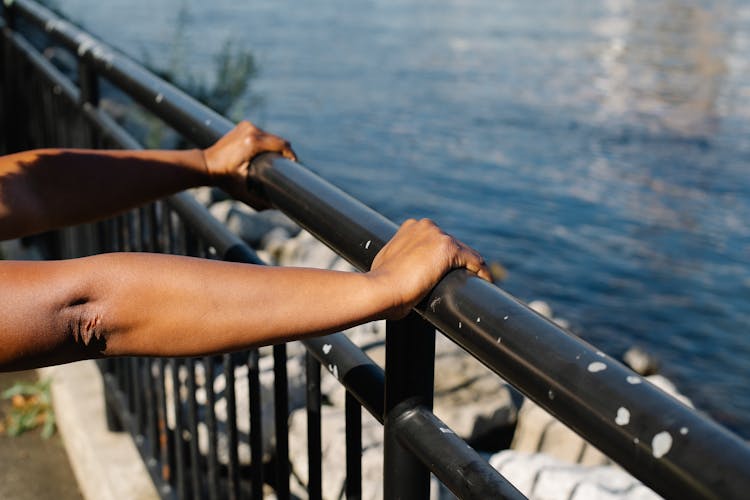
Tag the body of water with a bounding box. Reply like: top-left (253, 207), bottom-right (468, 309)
top-left (54, 0), bottom-right (750, 437)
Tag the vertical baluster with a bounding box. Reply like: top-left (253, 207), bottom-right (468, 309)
top-left (224, 354), bottom-right (241, 500)
top-left (95, 221), bottom-right (107, 254)
top-left (274, 344), bottom-right (290, 500)
top-left (131, 357), bottom-right (144, 440)
top-left (185, 358), bottom-right (203, 500)
top-left (119, 358), bottom-right (132, 421)
top-left (139, 206), bottom-right (151, 252)
top-left (248, 349), bottom-right (263, 499)
top-left (102, 358), bottom-right (123, 432)
top-left (155, 359), bottom-right (173, 491)
top-left (345, 392), bottom-right (362, 500)
top-left (143, 358), bottom-right (159, 465)
top-left (204, 355), bottom-right (220, 500)
top-left (306, 352), bottom-right (322, 500)
top-left (151, 202), bottom-right (164, 253)
top-left (170, 358), bottom-right (188, 499)
top-left (383, 313), bottom-right (435, 500)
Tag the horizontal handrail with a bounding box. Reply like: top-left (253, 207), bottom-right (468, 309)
top-left (8, 1), bottom-right (750, 498)
top-left (252, 157), bottom-right (750, 499)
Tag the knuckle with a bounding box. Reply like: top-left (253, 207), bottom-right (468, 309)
top-left (439, 234), bottom-right (457, 251)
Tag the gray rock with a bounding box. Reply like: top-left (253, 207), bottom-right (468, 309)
top-left (489, 450), bottom-right (661, 499)
top-left (234, 209), bottom-right (300, 247)
top-left (432, 333), bottom-right (518, 449)
top-left (623, 347), bottom-right (660, 376)
top-left (190, 186), bottom-right (214, 207)
top-left (510, 374), bottom-right (692, 466)
top-left (272, 230), bottom-right (347, 270)
top-left (207, 199), bottom-right (236, 224)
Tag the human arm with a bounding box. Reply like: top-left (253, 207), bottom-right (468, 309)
top-left (0, 219), bottom-right (490, 371)
top-left (0, 121), bottom-right (295, 240)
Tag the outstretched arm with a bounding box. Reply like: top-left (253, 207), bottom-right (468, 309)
top-left (0, 219), bottom-right (490, 371)
top-left (0, 121), bottom-right (295, 240)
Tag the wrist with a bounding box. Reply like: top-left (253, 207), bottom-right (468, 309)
top-left (196, 148), bottom-right (216, 186)
top-left (364, 269), bottom-right (405, 321)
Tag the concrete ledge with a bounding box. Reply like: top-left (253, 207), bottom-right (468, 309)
top-left (39, 361), bottom-right (159, 500)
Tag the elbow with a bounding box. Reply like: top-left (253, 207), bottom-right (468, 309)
top-left (59, 297), bottom-right (111, 357)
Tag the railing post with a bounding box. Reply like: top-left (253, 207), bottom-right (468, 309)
top-left (273, 343), bottom-right (291, 499)
top-left (384, 312), bottom-right (435, 500)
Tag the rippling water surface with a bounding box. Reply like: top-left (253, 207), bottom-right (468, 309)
top-left (56, 0), bottom-right (750, 436)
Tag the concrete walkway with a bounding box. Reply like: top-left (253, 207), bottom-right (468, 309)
top-left (39, 361), bottom-right (159, 500)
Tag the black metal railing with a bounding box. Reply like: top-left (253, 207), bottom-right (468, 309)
top-left (3, 1), bottom-right (750, 499)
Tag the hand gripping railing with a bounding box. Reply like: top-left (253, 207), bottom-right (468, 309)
top-left (5, 0), bottom-right (750, 498)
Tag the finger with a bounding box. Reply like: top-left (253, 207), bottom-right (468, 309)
top-left (457, 241), bottom-right (492, 282)
top-left (238, 120), bottom-right (259, 133)
top-left (255, 130), bottom-right (296, 161)
top-left (281, 144), bottom-right (298, 162)
top-left (257, 134), bottom-right (292, 156)
top-left (396, 218), bottom-right (418, 234)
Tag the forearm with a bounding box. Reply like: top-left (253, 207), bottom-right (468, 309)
top-left (101, 254), bottom-right (386, 357)
top-left (0, 254), bottom-right (389, 370)
top-left (0, 148), bottom-right (209, 239)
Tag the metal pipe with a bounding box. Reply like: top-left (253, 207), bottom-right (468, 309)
top-left (305, 352), bottom-right (323, 500)
top-left (184, 358), bottom-right (202, 500)
top-left (345, 392), bottom-right (362, 500)
top-left (383, 314), bottom-right (435, 500)
top-left (222, 354), bottom-right (241, 500)
top-left (247, 349), bottom-right (264, 499)
top-left (273, 344), bottom-right (291, 499)
top-left (170, 358), bottom-right (188, 500)
top-left (302, 333), bottom-right (385, 424)
top-left (391, 406), bottom-right (525, 500)
top-left (203, 356), bottom-right (220, 500)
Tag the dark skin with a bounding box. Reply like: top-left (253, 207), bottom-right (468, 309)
top-left (0, 121), bottom-right (491, 372)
